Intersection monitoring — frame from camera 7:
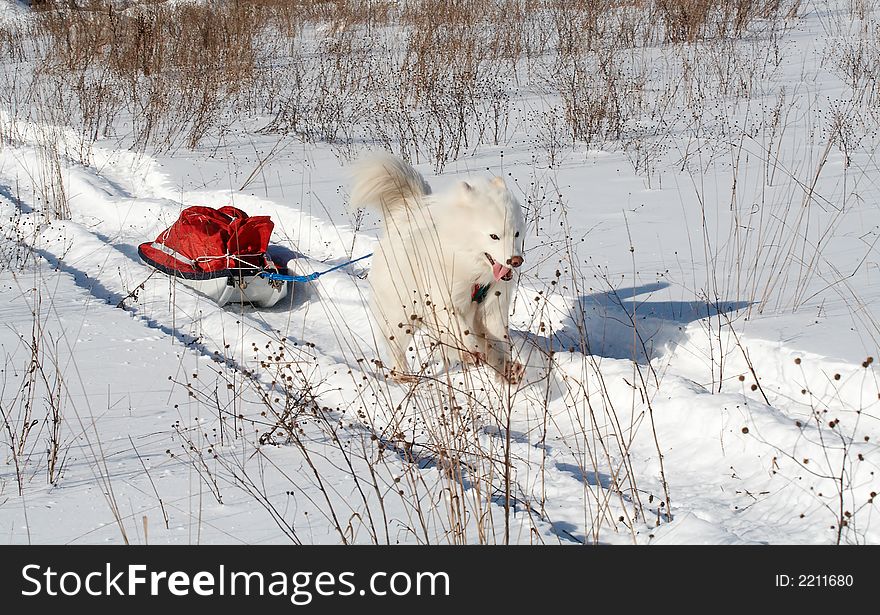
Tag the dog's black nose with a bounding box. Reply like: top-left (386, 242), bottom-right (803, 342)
top-left (508, 256), bottom-right (523, 268)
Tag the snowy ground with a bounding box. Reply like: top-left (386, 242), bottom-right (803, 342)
top-left (0, 0), bottom-right (879, 544)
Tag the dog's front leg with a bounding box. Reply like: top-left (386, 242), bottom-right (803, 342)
top-left (451, 313), bottom-right (488, 366)
top-left (478, 301), bottom-right (523, 384)
top-left (458, 324), bottom-right (489, 366)
top-left (428, 306), bottom-right (485, 368)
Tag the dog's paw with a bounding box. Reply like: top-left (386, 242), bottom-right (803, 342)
top-left (462, 351), bottom-right (487, 366)
top-left (388, 369), bottom-right (419, 384)
top-left (502, 360), bottom-right (525, 384)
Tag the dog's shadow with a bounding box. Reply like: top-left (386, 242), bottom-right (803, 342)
top-left (513, 282), bottom-right (749, 390)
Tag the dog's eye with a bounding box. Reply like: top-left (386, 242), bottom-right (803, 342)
top-left (514, 232), bottom-right (520, 238)
top-left (490, 234), bottom-right (500, 240)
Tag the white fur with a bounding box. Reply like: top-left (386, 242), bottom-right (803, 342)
top-left (352, 152), bottom-right (526, 382)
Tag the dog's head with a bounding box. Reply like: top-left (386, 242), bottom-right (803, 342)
top-left (455, 176), bottom-right (526, 284)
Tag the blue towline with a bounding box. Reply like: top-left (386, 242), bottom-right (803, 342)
top-left (258, 252), bottom-right (373, 283)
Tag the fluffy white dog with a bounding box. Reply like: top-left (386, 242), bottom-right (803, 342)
top-left (351, 153), bottom-right (526, 383)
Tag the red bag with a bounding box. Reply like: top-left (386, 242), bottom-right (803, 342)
top-left (139, 205), bottom-right (274, 279)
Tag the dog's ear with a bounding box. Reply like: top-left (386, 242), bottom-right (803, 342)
top-left (457, 181), bottom-right (477, 203)
top-left (491, 176), bottom-right (506, 189)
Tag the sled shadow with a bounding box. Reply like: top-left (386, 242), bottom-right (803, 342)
top-left (267, 244), bottom-right (305, 267)
top-left (259, 245), bottom-right (370, 313)
top-left (518, 282), bottom-right (749, 363)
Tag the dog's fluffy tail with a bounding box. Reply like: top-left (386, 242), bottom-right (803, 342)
top-left (350, 153), bottom-right (431, 219)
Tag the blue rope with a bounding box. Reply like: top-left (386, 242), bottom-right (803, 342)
top-left (258, 252), bottom-right (373, 283)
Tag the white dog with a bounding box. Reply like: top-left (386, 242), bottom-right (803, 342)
top-left (351, 153), bottom-right (526, 383)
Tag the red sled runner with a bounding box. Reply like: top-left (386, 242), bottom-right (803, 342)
top-left (138, 205), bottom-right (288, 307)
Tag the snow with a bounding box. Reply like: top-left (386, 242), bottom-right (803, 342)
top-left (0, 0), bottom-right (879, 544)
top-left (0, 1), bottom-right (28, 25)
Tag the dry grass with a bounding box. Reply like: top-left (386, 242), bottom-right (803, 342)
top-left (0, 0), bottom-right (802, 165)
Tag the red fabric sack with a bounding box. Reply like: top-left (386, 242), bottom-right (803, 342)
top-left (138, 205), bottom-right (274, 279)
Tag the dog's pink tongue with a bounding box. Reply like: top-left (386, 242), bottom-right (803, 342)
top-left (492, 262), bottom-right (512, 281)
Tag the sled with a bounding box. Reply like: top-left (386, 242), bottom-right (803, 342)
top-left (138, 205), bottom-right (289, 308)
